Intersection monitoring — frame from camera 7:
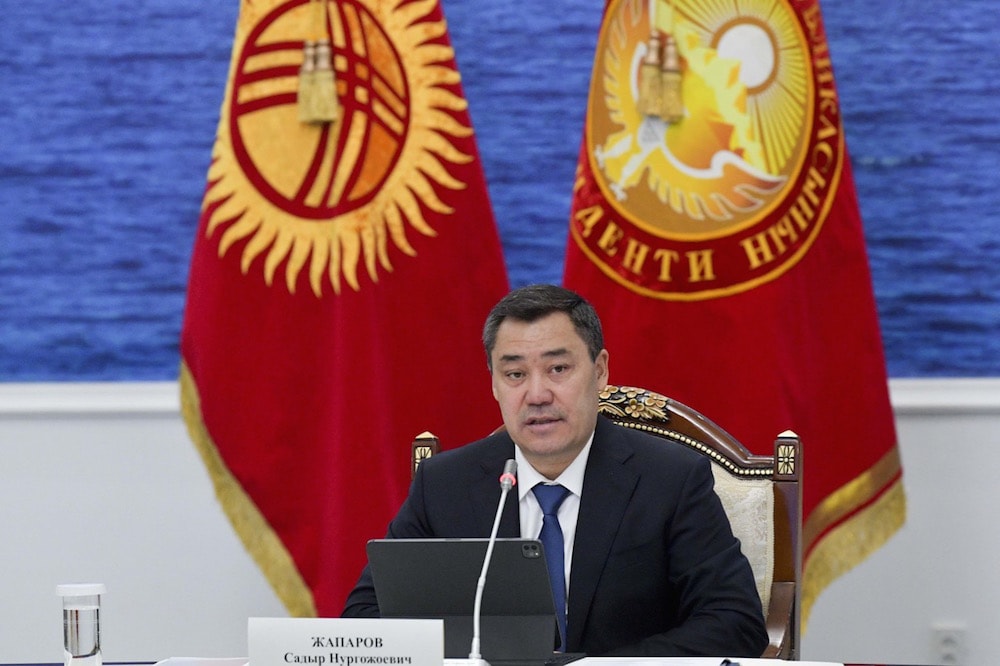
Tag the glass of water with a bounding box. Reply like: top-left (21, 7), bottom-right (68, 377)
top-left (57, 583), bottom-right (106, 666)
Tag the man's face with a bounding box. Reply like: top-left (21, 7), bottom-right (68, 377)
top-left (490, 311), bottom-right (609, 478)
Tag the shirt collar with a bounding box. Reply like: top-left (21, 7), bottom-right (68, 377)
top-left (515, 430), bottom-right (594, 501)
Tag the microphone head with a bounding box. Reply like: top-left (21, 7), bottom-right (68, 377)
top-left (499, 458), bottom-right (517, 490)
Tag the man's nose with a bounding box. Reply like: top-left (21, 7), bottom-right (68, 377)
top-left (525, 374), bottom-right (554, 404)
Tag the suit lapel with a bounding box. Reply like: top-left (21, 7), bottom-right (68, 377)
top-left (565, 417), bottom-right (638, 650)
top-left (469, 433), bottom-right (520, 538)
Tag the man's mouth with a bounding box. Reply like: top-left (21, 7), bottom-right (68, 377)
top-left (525, 415), bottom-right (560, 426)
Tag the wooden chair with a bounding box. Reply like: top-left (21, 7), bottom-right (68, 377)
top-left (411, 384), bottom-right (802, 659)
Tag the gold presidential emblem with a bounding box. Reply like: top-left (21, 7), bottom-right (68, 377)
top-left (201, 0), bottom-right (473, 296)
top-left (574, 0), bottom-right (845, 300)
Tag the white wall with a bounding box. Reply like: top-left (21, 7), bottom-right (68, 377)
top-left (2, 379), bottom-right (999, 664)
top-left (0, 383), bottom-right (286, 663)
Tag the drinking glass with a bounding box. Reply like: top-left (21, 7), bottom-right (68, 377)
top-left (57, 583), bottom-right (106, 666)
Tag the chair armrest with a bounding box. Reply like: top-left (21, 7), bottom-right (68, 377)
top-left (760, 581), bottom-right (796, 659)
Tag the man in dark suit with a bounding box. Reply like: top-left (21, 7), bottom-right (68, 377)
top-left (342, 285), bottom-right (767, 657)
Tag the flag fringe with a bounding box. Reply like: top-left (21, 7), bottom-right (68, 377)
top-left (179, 361), bottom-right (317, 617)
top-left (800, 476), bottom-right (906, 631)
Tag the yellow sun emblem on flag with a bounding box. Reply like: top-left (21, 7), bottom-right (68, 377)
top-left (201, 0), bottom-right (473, 296)
top-left (573, 0), bottom-right (843, 300)
top-left (591, 0), bottom-right (810, 237)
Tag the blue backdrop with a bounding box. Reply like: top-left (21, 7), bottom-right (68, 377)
top-left (1, 0), bottom-right (998, 380)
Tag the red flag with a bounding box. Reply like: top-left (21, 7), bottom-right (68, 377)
top-left (563, 0), bottom-right (904, 628)
top-left (180, 0), bottom-right (508, 616)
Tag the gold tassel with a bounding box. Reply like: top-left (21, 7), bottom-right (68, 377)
top-left (297, 40), bottom-right (318, 124)
top-left (658, 34), bottom-right (684, 123)
top-left (298, 0), bottom-right (339, 125)
top-left (637, 32), bottom-right (663, 118)
top-left (310, 38), bottom-right (340, 124)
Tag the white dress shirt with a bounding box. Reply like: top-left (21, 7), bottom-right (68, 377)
top-left (514, 432), bottom-right (594, 603)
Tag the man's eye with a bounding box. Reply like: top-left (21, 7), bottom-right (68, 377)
top-left (551, 364), bottom-right (568, 374)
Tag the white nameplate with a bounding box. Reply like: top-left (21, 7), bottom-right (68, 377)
top-left (249, 617), bottom-right (444, 666)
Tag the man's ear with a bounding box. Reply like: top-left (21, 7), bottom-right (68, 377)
top-left (596, 349), bottom-right (609, 387)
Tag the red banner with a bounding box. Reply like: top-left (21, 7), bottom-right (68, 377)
top-left (563, 0), bottom-right (904, 627)
top-left (180, 0), bottom-right (508, 616)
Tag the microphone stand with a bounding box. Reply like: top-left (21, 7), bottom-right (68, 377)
top-left (446, 459), bottom-right (517, 666)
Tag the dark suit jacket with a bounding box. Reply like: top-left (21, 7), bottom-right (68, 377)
top-left (342, 415), bottom-right (767, 657)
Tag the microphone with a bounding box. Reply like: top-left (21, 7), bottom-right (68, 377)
top-left (448, 459), bottom-right (517, 666)
top-left (498, 458), bottom-right (517, 491)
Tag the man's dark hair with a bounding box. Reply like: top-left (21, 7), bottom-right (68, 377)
top-left (482, 284), bottom-right (604, 369)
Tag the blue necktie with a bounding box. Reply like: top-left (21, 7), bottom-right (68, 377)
top-left (532, 483), bottom-right (571, 651)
